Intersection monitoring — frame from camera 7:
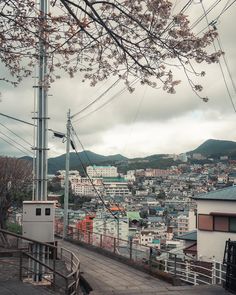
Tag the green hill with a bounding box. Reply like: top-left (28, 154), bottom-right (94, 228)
top-left (19, 139), bottom-right (236, 175)
top-left (48, 151), bottom-right (128, 174)
top-left (190, 139), bottom-right (236, 157)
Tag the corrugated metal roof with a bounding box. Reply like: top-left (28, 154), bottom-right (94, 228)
top-left (192, 185), bottom-right (236, 201)
top-left (176, 230), bottom-right (197, 241)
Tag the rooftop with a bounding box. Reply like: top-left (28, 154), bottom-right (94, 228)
top-left (192, 185), bottom-right (236, 201)
top-left (176, 230), bottom-right (197, 241)
top-left (127, 211), bottom-right (141, 221)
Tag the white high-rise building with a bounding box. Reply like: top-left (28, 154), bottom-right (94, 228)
top-left (86, 165), bottom-right (118, 178)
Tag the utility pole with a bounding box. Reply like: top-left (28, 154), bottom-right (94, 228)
top-left (35, 0), bottom-right (48, 201)
top-left (25, 0), bottom-right (49, 283)
top-left (63, 109), bottom-right (71, 239)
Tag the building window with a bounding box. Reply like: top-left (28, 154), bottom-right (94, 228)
top-left (198, 214), bottom-right (213, 231)
top-left (36, 208), bottom-right (41, 216)
top-left (214, 216), bottom-right (229, 232)
top-left (229, 217), bottom-right (236, 232)
top-left (45, 208), bottom-right (51, 216)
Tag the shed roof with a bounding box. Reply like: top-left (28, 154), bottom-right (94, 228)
top-left (176, 230), bottom-right (197, 241)
top-left (192, 186), bottom-right (236, 201)
top-left (127, 211), bottom-right (141, 221)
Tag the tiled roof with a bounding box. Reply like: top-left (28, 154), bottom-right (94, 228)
top-left (192, 185), bottom-right (236, 201)
top-left (176, 230), bottom-right (197, 241)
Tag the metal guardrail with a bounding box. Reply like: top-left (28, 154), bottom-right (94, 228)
top-left (57, 225), bottom-right (226, 287)
top-left (164, 259), bottom-right (226, 285)
top-left (0, 229), bottom-right (80, 295)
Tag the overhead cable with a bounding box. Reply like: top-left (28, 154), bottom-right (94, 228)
top-left (0, 129), bottom-right (33, 155)
top-left (0, 135), bottom-right (32, 156)
top-left (201, 1), bottom-right (236, 113)
top-left (69, 133), bottom-right (118, 220)
top-left (71, 78), bottom-right (121, 119)
top-left (0, 121), bottom-right (32, 146)
top-left (0, 112), bottom-right (35, 126)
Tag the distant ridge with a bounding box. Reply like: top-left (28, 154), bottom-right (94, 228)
top-left (47, 150), bottom-right (128, 174)
top-left (189, 139), bottom-right (236, 157)
top-left (18, 139), bottom-right (236, 174)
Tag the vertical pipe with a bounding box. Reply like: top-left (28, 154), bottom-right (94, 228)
top-left (35, 0), bottom-right (48, 201)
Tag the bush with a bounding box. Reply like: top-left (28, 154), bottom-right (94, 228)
top-left (6, 222), bottom-right (22, 234)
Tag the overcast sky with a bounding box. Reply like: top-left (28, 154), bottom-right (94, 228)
top-left (0, 0), bottom-right (236, 159)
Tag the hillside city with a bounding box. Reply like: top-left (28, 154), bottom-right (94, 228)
top-left (34, 147), bottom-right (236, 259)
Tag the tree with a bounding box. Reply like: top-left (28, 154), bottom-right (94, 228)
top-left (48, 176), bottom-right (63, 193)
top-left (0, 157), bottom-right (32, 229)
top-left (0, 0), bottom-right (222, 99)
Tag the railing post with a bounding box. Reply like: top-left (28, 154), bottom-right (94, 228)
top-left (219, 262), bottom-right (222, 284)
top-left (129, 237), bottom-right (133, 261)
top-left (88, 231), bottom-right (91, 244)
top-left (212, 260), bottom-right (216, 284)
top-left (19, 250), bottom-right (23, 281)
top-left (185, 261), bottom-right (189, 282)
top-left (164, 259), bottom-right (168, 272)
top-left (113, 237), bottom-right (116, 253)
top-left (100, 234), bottom-right (103, 248)
top-left (194, 272), bottom-right (197, 285)
top-left (149, 247), bottom-right (153, 270)
top-left (66, 278), bottom-right (69, 295)
top-left (53, 247), bottom-right (56, 289)
top-left (71, 252), bottom-right (73, 272)
top-left (60, 247), bottom-right (63, 260)
top-left (174, 254), bottom-right (177, 277)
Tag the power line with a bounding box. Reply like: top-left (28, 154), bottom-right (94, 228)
top-left (0, 129), bottom-right (33, 155)
top-left (71, 1), bottom-right (196, 122)
top-left (73, 77), bottom-right (140, 123)
top-left (0, 121), bottom-right (32, 146)
top-left (0, 112), bottom-right (35, 126)
top-left (0, 135), bottom-right (32, 156)
top-left (215, 0), bottom-right (236, 21)
top-left (216, 35), bottom-right (236, 94)
top-left (190, 0), bottom-right (222, 30)
top-left (69, 133), bottom-right (118, 220)
top-left (71, 78), bottom-right (121, 119)
top-left (70, 125), bottom-right (129, 230)
top-left (196, 0), bottom-right (236, 36)
top-left (200, 1), bottom-right (236, 113)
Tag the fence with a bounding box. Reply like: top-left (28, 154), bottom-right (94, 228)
top-left (59, 225), bottom-right (226, 286)
top-left (0, 229), bottom-right (80, 295)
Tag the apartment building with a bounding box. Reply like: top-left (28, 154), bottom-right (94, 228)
top-left (86, 165), bottom-right (118, 178)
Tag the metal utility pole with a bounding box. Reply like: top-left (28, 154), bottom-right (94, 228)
top-left (63, 109), bottom-right (71, 239)
top-left (26, 0), bottom-right (49, 283)
top-left (35, 0), bottom-right (48, 201)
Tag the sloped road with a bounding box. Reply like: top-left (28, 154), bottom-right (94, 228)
top-left (58, 239), bottom-right (231, 295)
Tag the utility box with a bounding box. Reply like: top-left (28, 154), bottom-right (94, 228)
top-left (23, 201), bottom-right (55, 243)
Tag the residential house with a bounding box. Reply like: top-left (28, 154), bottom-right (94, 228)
top-left (192, 186), bottom-right (236, 262)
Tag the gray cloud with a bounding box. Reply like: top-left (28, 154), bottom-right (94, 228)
top-left (0, 1), bottom-right (236, 158)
